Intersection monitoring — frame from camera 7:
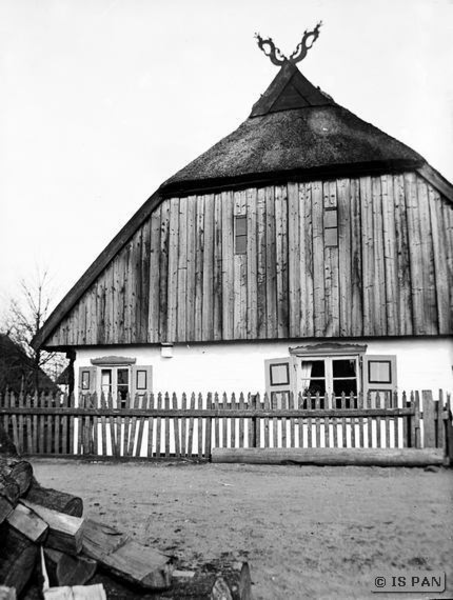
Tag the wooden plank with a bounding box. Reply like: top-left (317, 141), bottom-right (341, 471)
top-left (405, 172), bottom-right (424, 334)
top-left (358, 393), bottom-right (364, 448)
top-left (275, 185), bottom-right (288, 338)
top-left (221, 191), bottom-right (234, 340)
top-left (422, 390), bottom-right (436, 448)
top-left (185, 197), bottom-right (197, 341)
top-left (181, 393), bottom-right (187, 456)
top-left (350, 178), bottom-right (363, 336)
top-left (371, 176), bottom-right (387, 335)
top-left (173, 393), bottom-right (181, 458)
top-left (288, 182), bottom-right (300, 336)
top-left (233, 190), bottom-right (248, 339)
top-left (7, 502), bottom-right (48, 543)
top-left (402, 392), bottom-right (409, 448)
top-left (337, 178), bottom-right (352, 336)
top-left (437, 390), bottom-right (445, 450)
top-left (230, 394), bottom-right (236, 450)
top-left (414, 391), bottom-right (422, 448)
top-left (238, 393), bottom-right (245, 448)
top-left (384, 391), bottom-right (391, 448)
top-left (128, 394), bottom-right (140, 456)
top-left (194, 195), bottom-right (205, 341)
top-left (375, 393), bottom-right (382, 449)
top-left (246, 187), bottom-right (258, 339)
top-left (265, 185), bottom-right (277, 338)
top-left (147, 394), bottom-right (154, 458)
top-left (204, 393), bottom-right (212, 458)
top-left (393, 174), bottom-right (413, 335)
top-left (26, 393), bottom-right (33, 454)
top-left (188, 393), bottom-right (196, 457)
top-left (202, 194), bottom-right (215, 340)
top-left (360, 176), bottom-right (375, 335)
top-left (222, 394), bottom-right (228, 449)
top-left (299, 182), bottom-right (314, 336)
top-left (256, 187), bottom-right (267, 338)
top-left (393, 392), bottom-right (400, 449)
top-left (312, 181), bottom-right (326, 335)
top-left (341, 394), bottom-right (347, 448)
top-left (428, 187), bottom-right (452, 333)
top-left (323, 180), bottom-right (339, 337)
top-left (158, 201), bottom-right (170, 342)
top-left (212, 447), bottom-right (445, 467)
top-left (197, 393), bottom-right (203, 457)
top-left (213, 194), bottom-right (223, 340)
top-left (164, 393), bottom-right (171, 457)
top-left (135, 393), bottom-right (147, 458)
top-left (381, 175), bottom-right (398, 335)
top-left (167, 197), bottom-right (180, 342)
top-left (177, 197), bottom-right (189, 341)
top-left (155, 393), bottom-right (162, 459)
top-left (417, 176), bottom-right (437, 334)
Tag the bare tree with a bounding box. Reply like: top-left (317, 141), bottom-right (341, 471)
top-left (1, 268), bottom-right (68, 392)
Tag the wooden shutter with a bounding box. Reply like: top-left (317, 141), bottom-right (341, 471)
top-left (363, 355), bottom-right (397, 407)
top-left (78, 367), bottom-right (96, 395)
top-left (131, 365), bottom-right (153, 400)
top-left (265, 358), bottom-right (293, 408)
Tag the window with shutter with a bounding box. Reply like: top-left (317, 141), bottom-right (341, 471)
top-left (131, 365), bottom-right (153, 402)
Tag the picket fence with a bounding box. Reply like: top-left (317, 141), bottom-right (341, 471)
top-left (0, 390), bottom-right (452, 461)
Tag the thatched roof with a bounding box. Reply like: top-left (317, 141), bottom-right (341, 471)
top-left (161, 61), bottom-right (423, 195)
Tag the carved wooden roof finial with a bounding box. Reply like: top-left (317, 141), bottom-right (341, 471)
top-left (255, 21), bottom-right (323, 66)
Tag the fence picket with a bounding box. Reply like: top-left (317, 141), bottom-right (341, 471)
top-left (0, 389), bottom-right (445, 460)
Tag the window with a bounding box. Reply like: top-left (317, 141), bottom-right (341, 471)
top-left (234, 215), bottom-right (247, 254)
top-left (79, 358), bottom-right (152, 408)
top-left (324, 206), bottom-right (338, 247)
top-left (265, 346), bottom-right (397, 409)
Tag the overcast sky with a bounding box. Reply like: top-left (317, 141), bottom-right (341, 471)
top-left (1, 0), bottom-right (453, 315)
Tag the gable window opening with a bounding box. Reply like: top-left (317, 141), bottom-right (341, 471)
top-left (324, 206), bottom-right (338, 247)
top-left (234, 215), bottom-right (247, 255)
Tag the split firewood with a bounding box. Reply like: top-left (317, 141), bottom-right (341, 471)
top-left (41, 548), bottom-right (106, 600)
top-left (166, 560), bottom-right (253, 599)
top-left (6, 502), bottom-right (48, 543)
top-left (0, 586), bottom-right (16, 600)
top-left (82, 519), bottom-right (172, 591)
top-left (0, 496), bottom-right (14, 526)
top-left (0, 473), bottom-right (20, 505)
top-left (44, 549), bottom-right (97, 587)
top-left (21, 499), bottom-right (84, 556)
top-left (0, 523), bottom-right (38, 597)
top-left (0, 458), bottom-right (33, 496)
top-left (0, 425), bottom-right (18, 457)
top-left (24, 477), bottom-right (84, 517)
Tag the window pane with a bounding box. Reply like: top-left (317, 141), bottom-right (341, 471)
top-left (333, 378), bottom-right (357, 396)
top-left (117, 369), bottom-right (129, 385)
top-left (101, 369), bottom-right (112, 396)
top-left (325, 228), bottom-right (338, 247)
top-left (235, 235), bottom-right (247, 254)
top-left (136, 370), bottom-right (147, 390)
top-left (235, 216), bottom-right (247, 235)
top-left (81, 371), bottom-right (90, 390)
top-left (270, 363), bottom-right (289, 386)
top-left (324, 209), bottom-right (338, 228)
top-left (304, 360), bottom-right (325, 377)
top-left (368, 361), bottom-right (391, 384)
top-left (332, 359), bottom-right (356, 378)
top-left (301, 379), bottom-right (326, 396)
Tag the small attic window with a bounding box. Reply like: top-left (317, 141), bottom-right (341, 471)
top-left (324, 207), bottom-right (338, 247)
top-left (234, 216), bottom-right (247, 255)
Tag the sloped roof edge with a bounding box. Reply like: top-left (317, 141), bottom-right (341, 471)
top-left (32, 189), bottom-right (163, 350)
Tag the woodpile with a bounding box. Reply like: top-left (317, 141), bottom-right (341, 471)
top-left (0, 427), bottom-right (252, 599)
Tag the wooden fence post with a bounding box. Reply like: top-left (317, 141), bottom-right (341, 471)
top-left (422, 390), bottom-right (436, 448)
top-left (443, 394), bottom-right (453, 467)
top-left (252, 394), bottom-right (258, 448)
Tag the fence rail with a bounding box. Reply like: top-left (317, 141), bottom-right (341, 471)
top-left (0, 390), bottom-right (451, 461)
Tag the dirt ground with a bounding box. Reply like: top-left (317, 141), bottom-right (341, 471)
top-left (30, 459), bottom-right (453, 600)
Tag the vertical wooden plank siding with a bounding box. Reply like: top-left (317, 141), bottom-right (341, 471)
top-left (44, 175), bottom-right (453, 346)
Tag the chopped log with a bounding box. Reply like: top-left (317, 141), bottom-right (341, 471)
top-left (24, 478), bottom-right (83, 517)
top-left (211, 447), bottom-right (446, 467)
top-left (0, 496), bottom-right (14, 526)
top-left (82, 519), bottom-right (172, 591)
top-left (0, 473), bottom-right (20, 505)
top-left (44, 549), bottom-right (97, 587)
top-left (6, 502), bottom-right (48, 543)
top-left (0, 524), bottom-right (38, 597)
top-left (0, 458), bottom-right (33, 496)
top-left (163, 560), bottom-right (252, 599)
top-left (42, 547), bottom-right (105, 600)
top-left (21, 500), bottom-right (84, 555)
top-left (0, 586), bottom-right (16, 600)
top-left (0, 425), bottom-right (18, 457)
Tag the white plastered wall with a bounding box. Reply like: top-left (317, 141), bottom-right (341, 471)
top-left (74, 337), bottom-right (453, 397)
